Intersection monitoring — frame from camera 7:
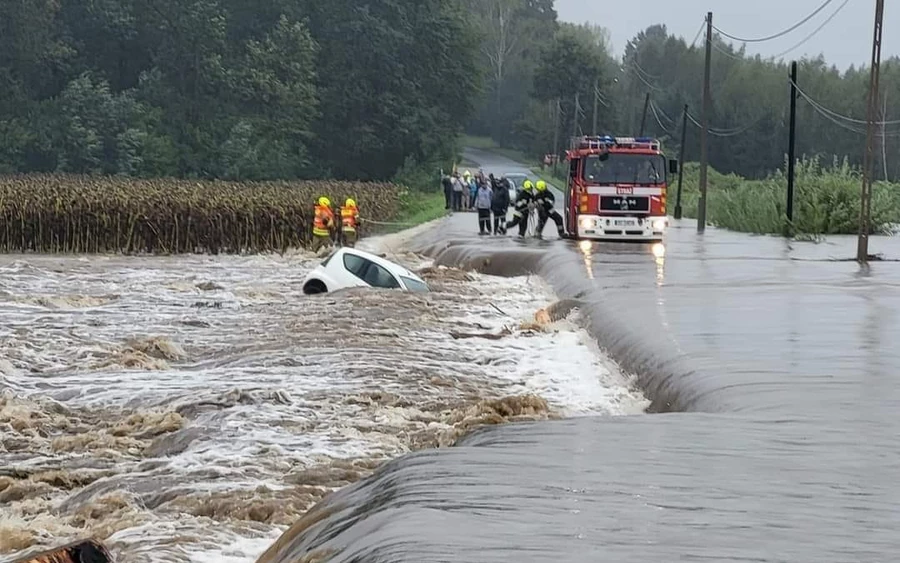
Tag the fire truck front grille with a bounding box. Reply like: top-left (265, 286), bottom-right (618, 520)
top-left (599, 196), bottom-right (650, 213)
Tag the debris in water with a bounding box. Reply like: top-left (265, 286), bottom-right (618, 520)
top-left (449, 327), bottom-right (513, 340)
top-left (7, 539), bottom-right (112, 563)
top-left (125, 336), bottom-right (186, 361)
top-left (196, 281), bottom-right (224, 291)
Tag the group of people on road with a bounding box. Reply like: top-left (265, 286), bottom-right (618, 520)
top-left (441, 170), bottom-right (566, 239)
top-left (311, 196), bottom-right (361, 253)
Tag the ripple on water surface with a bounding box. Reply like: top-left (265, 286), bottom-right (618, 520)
top-left (0, 252), bottom-right (644, 561)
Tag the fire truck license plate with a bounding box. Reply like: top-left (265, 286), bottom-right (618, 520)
top-left (615, 219), bottom-right (635, 226)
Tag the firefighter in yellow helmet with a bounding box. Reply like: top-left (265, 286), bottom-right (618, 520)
top-left (340, 198), bottom-right (360, 247)
top-left (312, 196), bottom-right (335, 254)
top-left (534, 180), bottom-right (567, 239)
top-left (504, 179), bottom-right (535, 237)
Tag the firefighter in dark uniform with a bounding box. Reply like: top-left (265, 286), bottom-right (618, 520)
top-left (534, 180), bottom-right (566, 239)
top-left (504, 179), bottom-right (535, 236)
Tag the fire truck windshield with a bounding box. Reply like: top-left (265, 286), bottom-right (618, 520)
top-left (583, 153), bottom-right (666, 185)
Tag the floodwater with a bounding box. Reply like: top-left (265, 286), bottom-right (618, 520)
top-left (0, 241), bottom-right (646, 561)
top-left (256, 152), bottom-right (900, 562)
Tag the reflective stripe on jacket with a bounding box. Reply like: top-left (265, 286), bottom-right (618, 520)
top-left (313, 205), bottom-right (334, 237)
top-left (341, 206), bottom-right (359, 232)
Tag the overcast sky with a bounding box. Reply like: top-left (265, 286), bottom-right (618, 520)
top-left (555, 0), bottom-right (898, 70)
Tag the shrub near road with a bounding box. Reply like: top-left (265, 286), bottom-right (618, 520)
top-left (0, 175), bottom-right (402, 254)
top-left (678, 158), bottom-right (900, 236)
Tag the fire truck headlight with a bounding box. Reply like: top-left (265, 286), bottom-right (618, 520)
top-left (652, 218), bottom-right (668, 232)
top-left (579, 217), bottom-right (593, 230)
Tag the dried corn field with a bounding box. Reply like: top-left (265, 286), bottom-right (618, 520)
top-left (0, 175), bottom-right (403, 254)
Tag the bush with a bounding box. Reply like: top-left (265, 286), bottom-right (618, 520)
top-left (677, 157), bottom-right (900, 235)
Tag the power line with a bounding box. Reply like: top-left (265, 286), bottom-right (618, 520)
top-left (648, 100), bottom-right (678, 137)
top-left (772, 0), bottom-right (852, 58)
top-left (713, 0), bottom-right (836, 43)
top-left (790, 78), bottom-right (900, 126)
top-left (685, 111), bottom-right (767, 137)
top-left (690, 18), bottom-right (707, 49)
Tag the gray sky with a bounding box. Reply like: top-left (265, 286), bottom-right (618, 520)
top-left (555, 0), bottom-right (898, 70)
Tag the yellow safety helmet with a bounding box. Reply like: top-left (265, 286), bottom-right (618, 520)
top-left (345, 198), bottom-right (356, 207)
top-left (318, 196), bottom-right (331, 207)
top-left (523, 180), bottom-right (534, 191)
top-left (536, 180), bottom-right (547, 192)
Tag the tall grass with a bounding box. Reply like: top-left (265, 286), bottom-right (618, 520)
top-left (678, 157), bottom-right (900, 235)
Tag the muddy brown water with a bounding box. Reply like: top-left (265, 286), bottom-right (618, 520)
top-left (256, 154), bottom-right (900, 561)
top-left (0, 246), bottom-right (643, 561)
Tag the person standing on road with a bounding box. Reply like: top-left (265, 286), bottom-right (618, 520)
top-left (474, 178), bottom-right (493, 235)
top-left (534, 180), bottom-right (566, 239)
top-left (451, 172), bottom-right (465, 212)
top-left (441, 172), bottom-right (453, 210)
top-left (505, 180), bottom-right (535, 237)
top-left (491, 175), bottom-right (511, 235)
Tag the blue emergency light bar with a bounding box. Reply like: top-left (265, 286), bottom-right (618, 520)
top-left (571, 135), bottom-right (660, 150)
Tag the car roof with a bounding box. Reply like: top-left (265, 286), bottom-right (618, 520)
top-left (337, 247), bottom-right (423, 280)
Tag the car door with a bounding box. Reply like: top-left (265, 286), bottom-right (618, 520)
top-left (340, 252), bottom-right (374, 288)
top-left (361, 261), bottom-right (401, 290)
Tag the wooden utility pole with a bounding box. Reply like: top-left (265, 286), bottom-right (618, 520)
top-left (857, 0), bottom-right (885, 264)
top-left (639, 92), bottom-right (651, 136)
top-left (675, 104), bottom-right (689, 220)
top-left (787, 61), bottom-right (798, 229)
top-left (592, 79), bottom-right (599, 136)
top-left (553, 98), bottom-right (561, 177)
top-left (882, 88), bottom-right (889, 181)
top-left (698, 12), bottom-right (712, 234)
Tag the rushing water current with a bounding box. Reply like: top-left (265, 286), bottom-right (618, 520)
top-left (253, 153), bottom-right (900, 563)
top-left (0, 239), bottom-right (645, 561)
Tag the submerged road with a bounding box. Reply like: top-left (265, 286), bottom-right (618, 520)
top-left (258, 149), bottom-right (900, 562)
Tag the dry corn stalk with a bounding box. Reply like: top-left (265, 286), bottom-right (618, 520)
top-left (0, 174), bottom-right (402, 254)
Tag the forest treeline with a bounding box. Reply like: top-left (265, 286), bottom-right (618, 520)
top-left (467, 4), bottom-right (900, 181)
top-left (2, 0), bottom-right (897, 184)
top-left (0, 0), bottom-right (478, 182)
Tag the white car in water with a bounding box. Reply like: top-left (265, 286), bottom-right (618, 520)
top-left (302, 247), bottom-right (431, 295)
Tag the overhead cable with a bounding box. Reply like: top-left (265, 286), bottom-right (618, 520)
top-left (772, 0), bottom-right (852, 58)
top-left (712, 0), bottom-right (836, 43)
top-left (790, 78), bottom-right (900, 126)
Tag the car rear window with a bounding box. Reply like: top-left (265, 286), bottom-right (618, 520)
top-left (400, 276), bottom-right (430, 293)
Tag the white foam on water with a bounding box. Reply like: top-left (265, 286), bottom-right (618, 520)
top-left (0, 247), bottom-right (645, 562)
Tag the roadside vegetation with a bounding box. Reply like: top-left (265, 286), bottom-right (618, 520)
top-left (677, 159), bottom-right (900, 236)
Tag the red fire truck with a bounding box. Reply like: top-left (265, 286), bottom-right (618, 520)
top-left (563, 135), bottom-right (678, 242)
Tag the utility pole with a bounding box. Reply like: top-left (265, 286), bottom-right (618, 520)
top-left (592, 79), bottom-right (599, 136)
top-left (553, 98), bottom-right (561, 177)
top-left (857, 0), bottom-right (885, 264)
top-left (786, 61), bottom-right (798, 230)
top-left (698, 12), bottom-right (712, 234)
top-left (882, 88), bottom-right (889, 181)
top-left (675, 104), bottom-right (689, 220)
top-left (573, 92), bottom-right (581, 140)
top-left (639, 92), bottom-right (651, 136)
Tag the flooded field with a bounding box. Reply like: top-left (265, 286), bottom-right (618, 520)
top-left (0, 245), bottom-right (646, 562)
